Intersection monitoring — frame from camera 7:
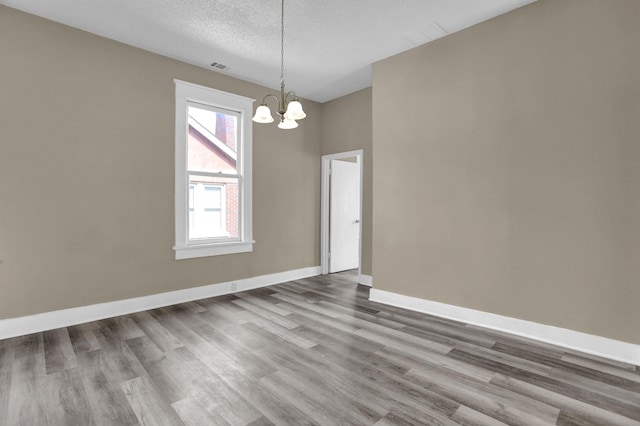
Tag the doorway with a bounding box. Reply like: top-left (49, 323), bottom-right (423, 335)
top-left (321, 150), bottom-right (363, 276)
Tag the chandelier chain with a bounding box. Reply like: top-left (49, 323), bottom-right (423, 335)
top-left (280, 0), bottom-right (285, 84)
top-left (252, 0), bottom-right (305, 128)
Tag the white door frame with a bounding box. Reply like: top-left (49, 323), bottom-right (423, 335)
top-left (321, 149), bottom-right (364, 275)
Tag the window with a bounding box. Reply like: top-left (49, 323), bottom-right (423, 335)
top-left (174, 79), bottom-right (254, 259)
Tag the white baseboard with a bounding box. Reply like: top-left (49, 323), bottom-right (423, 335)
top-left (358, 274), bottom-right (373, 287)
top-left (0, 266), bottom-right (321, 341)
top-left (369, 288), bottom-right (640, 366)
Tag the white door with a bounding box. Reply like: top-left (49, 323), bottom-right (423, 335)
top-left (329, 159), bottom-right (361, 273)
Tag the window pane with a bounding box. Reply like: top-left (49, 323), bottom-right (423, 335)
top-left (203, 185), bottom-right (222, 209)
top-left (187, 105), bottom-right (238, 174)
top-left (188, 175), bottom-right (240, 240)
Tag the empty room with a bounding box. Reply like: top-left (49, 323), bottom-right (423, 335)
top-left (0, 0), bottom-right (639, 424)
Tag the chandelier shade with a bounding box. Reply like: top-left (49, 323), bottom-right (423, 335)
top-left (284, 100), bottom-right (306, 120)
top-left (252, 0), bottom-right (306, 130)
top-left (277, 118), bottom-right (298, 129)
top-left (252, 105), bottom-right (274, 123)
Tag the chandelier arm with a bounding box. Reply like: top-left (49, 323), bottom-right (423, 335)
top-left (261, 93), bottom-right (286, 118)
top-left (284, 91), bottom-right (298, 102)
top-left (261, 94), bottom-right (281, 106)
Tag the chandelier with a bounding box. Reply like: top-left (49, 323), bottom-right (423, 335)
top-left (252, 0), bottom-right (306, 129)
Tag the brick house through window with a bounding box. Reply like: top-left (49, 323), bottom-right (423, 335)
top-left (187, 106), bottom-right (239, 240)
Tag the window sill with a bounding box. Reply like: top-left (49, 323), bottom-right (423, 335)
top-left (173, 241), bottom-right (254, 260)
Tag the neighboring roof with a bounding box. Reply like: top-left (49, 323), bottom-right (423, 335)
top-left (188, 110), bottom-right (237, 163)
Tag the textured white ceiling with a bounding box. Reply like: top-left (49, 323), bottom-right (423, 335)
top-left (2, 0), bottom-right (536, 103)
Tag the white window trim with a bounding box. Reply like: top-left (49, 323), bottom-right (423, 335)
top-left (173, 79), bottom-right (254, 260)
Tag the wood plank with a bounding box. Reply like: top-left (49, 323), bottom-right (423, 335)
top-left (451, 405), bottom-right (510, 426)
top-left (0, 339), bottom-right (17, 425)
top-left (43, 327), bottom-right (78, 374)
top-left (6, 334), bottom-right (50, 425)
top-left (129, 310), bottom-right (183, 353)
top-left (42, 369), bottom-right (94, 425)
top-left (67, 322), bottom-right (101, 354)
top-left (231, 297), bottom-right (300, 329)
top-left (76, 349), bottom-right (140, 425)
top-left (121, 375), bottom-right (184, 426)
top-left (171, 394), bottom-right (230, 426)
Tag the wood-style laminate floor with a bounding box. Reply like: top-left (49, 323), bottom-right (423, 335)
top-left (1, 272), bottom-right (639, 426)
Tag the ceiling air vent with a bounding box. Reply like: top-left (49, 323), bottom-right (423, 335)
top-left (210, 62), bottom-right (229, 71)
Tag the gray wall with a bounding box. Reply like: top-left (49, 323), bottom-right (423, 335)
top-left (372, 0), bottom-right (640, 344)
top-left (0, 6), bottom-right (322, 318)
top-left (320, 88), bottom-right (373, 276)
